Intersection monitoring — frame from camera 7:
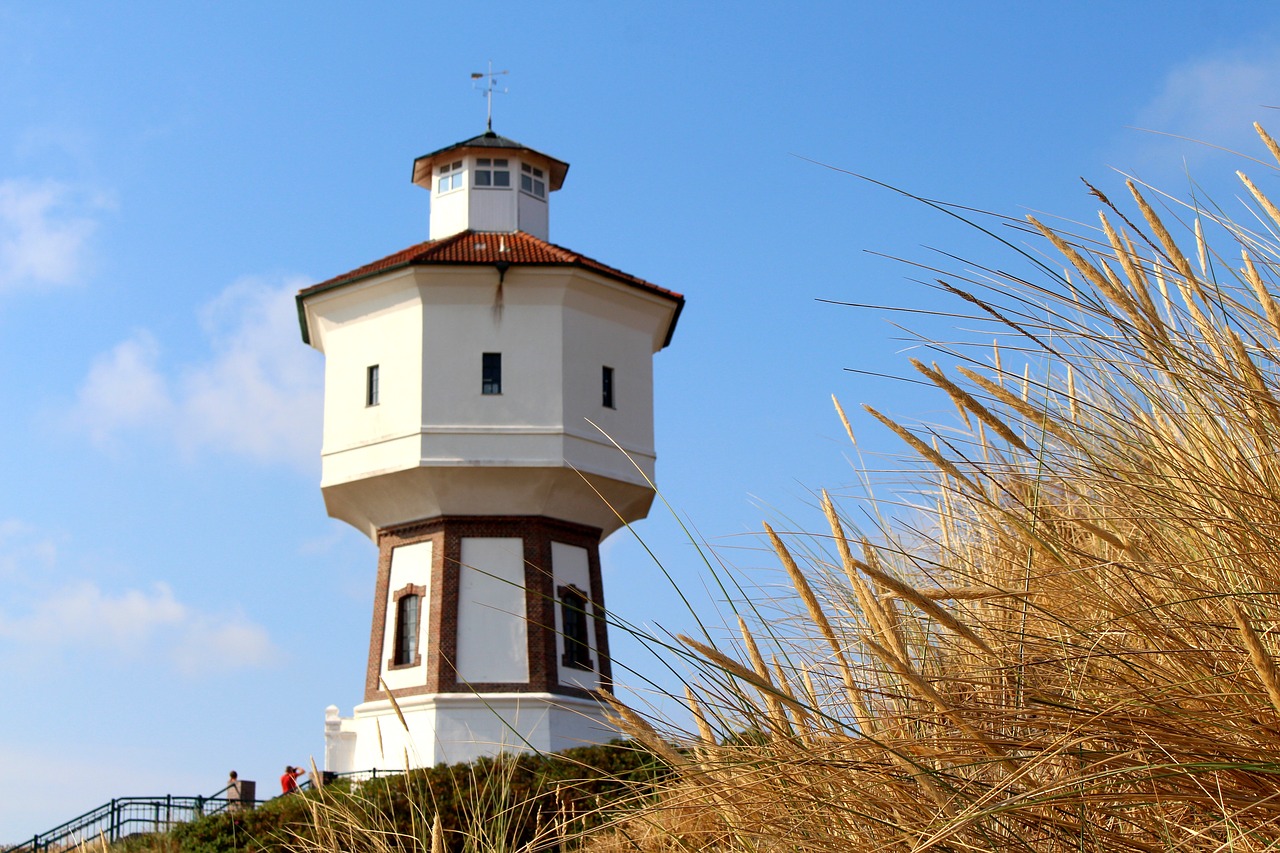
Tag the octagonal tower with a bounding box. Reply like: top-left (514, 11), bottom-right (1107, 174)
top-left (298, 129), bottom-right (683, 771)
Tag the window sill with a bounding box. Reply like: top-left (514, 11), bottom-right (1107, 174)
top-left (385, 657), bottom-right (422, 671)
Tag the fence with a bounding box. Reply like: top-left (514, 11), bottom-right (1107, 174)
top-left (2, 792), bottom-right (249, 853)
top-left (2, 770), bottom-right (398, 853)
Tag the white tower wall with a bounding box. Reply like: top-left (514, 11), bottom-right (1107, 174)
top-left (456, 537), bottom-right (529, 683)
top-left (304, 265), bottom-right (671, 538)
top-left (378, 540), bottom-right (432, 692)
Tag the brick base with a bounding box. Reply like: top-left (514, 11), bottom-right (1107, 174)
top-left (364, 515), bottom-right (611, 703)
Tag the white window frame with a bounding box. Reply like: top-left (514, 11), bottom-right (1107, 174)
top-left (474, 157), bottom-right (511, 189)
top-left (520, 162), bottom-right (546, 199)
top-left (437, 160), bottom-right (464, 193)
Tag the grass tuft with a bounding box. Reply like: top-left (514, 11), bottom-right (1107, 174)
top-left (586, 124), bottom-right (1280, 851)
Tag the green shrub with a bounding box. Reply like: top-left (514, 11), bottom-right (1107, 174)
top-left (143, 741), bottom-right (666, 853)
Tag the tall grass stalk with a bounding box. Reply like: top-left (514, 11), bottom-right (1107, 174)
top-left (590, 123), bottom-right (1280, 851)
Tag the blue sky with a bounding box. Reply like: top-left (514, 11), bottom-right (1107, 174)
top-left (4, 0), bottom-right (1280, 841)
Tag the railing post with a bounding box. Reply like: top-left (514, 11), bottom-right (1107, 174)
top-left (110, 799), bottom-right (118, 843)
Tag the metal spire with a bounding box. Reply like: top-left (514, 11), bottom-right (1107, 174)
top-left (469, 61), bottom-right (509, 131)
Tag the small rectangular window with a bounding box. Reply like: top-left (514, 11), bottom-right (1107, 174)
top-left (520, 163), bottom-right (546, 198)
top-left (482, 352), bottom-right (502, 395)
top-left (474, 157), bottom-right (509, 189)
top-left (437, 160), bottom-right (464, 192)
top-left (602, 366), bottom-right (614, 408)
top-left (367, 365), bottom-right (380, 407)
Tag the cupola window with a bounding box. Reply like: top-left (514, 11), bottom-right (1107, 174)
top-left (437, 160), bottom-right (464, 193)
top-left (474, 158), bottom-right (510, 188)
top-left (520, 163), bottom-right (546, 198)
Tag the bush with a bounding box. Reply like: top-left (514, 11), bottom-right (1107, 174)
top-left (148, 740), bottom-right (666, 853)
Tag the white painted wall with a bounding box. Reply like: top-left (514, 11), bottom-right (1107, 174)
top-left (420, 267), bottom-right (565, 431)
top-left (430, 176), bottom-right (469, 239)
top-left (469, 185), bottom-right (517, 233)
top-left (309, 270), bottom-right (424, 459)
top-left (551, 542), bottom-right (599, 692)
top-left (456, 537), bottom-right (528, 684)
top-left (304, 263), bottom-right (676, 537)
top-left (516, 190), bottom-right (548, 240)
top-left (379, 540), bottom-right (433, 691)
top-left (427, 155), bottom-right (550, 240)
top-left (327, 692), bottom-right (617, 772)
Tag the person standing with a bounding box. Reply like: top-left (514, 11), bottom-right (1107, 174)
top-left (226, 771), bottom-right (243, 812)
top-left (280, 765), bottom-right (305, 794)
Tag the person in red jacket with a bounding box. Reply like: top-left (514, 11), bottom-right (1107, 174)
top-left (280, 765), bottom-right (305, 794)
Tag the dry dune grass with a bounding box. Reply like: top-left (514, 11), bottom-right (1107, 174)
top-left (588, 124), bottom-right (1280, 851)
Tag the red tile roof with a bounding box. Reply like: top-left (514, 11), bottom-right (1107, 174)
top-left (297, 230), bottom-right (684, 346)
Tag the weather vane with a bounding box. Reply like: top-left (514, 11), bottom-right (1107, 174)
top-left (470, 61), bottom-right (509, 132)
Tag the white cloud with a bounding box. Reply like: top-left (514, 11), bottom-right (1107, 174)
top-left (0, 178), bottom-right (104, 294)
top-left (179, 277), bottom-right (322, 465)
top-left (1132, 50), bottom-right (1280, 160)
top-left (0, 579), bottom-right (281, 676)
top-left (0, 519), bottom-right (57, 581)
top-left (71, 331), bottom-right (173, 445)
top-left (0, 518), bottom-right (281, 677)
top-left (68, 276), bottom-right (322, 469)
top-left (171, 616), bottom-right (279, 675)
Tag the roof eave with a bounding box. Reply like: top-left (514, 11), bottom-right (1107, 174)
top-left (295, 260), bottom-right (416, 345)
top-left (411, 140), bottom-right (570, 190)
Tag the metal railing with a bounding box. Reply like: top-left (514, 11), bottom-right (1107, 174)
top-left (2, 792), bottom-right (253, 853)
top-left (3, 770), bottom-right (401, 853)
top-left (302, 767), bottom-right (404, 790)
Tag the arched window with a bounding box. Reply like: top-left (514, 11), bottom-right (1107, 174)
top-left (394, 593), bottom-right (420, 667)
top-left (559, 586), bottom-right (593, 670)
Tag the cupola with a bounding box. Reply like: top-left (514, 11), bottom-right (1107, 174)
top-left (410, 130), bottom-right (569, 241)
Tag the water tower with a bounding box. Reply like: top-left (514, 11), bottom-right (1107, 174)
top-left (297, 127), bottom-right (683, 771)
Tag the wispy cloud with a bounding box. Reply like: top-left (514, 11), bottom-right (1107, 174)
top-left (0, 519), bottom-right (57, 581)
top-left (72, 331), bottom-right (173, 444)
top-left (1129, 48), bottom-right (1280, 165)
top-left (0, 579), bottom-right (283, 675)
top-left (68, 275), bottom-right (322, 470)
top-left (0, 178), bottom-right (106, 294)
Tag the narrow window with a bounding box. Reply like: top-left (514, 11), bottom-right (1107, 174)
top-left (482, 352), bottom-right (502, 395)
top-left (393, 594), bottom-right (419, 666)
top-left (602, 366), bottom-right (615, 409)
top-left (366, 365), bottom-right (380, 407)
top-left (559, 586), bottom-right (592, 670)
